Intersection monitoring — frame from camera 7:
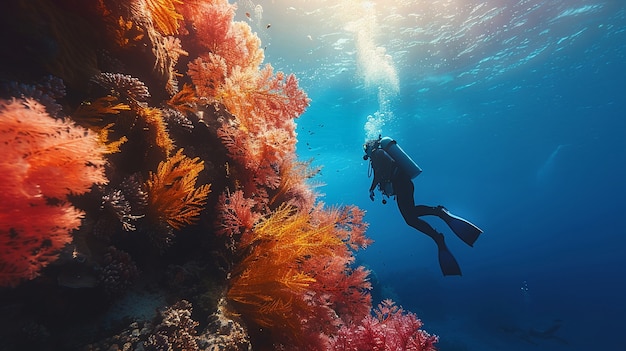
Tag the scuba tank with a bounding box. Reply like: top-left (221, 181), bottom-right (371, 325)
top-left (379, 136), bottom-right (422, 179)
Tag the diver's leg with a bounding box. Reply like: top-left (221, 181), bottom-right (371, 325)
top-left (394, 177), bottom-right (461, 275)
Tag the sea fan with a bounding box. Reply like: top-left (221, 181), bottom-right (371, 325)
top-left (0, 98), bottom-right (108, 287)
top-left (227, 203), bottom-right (366, 340)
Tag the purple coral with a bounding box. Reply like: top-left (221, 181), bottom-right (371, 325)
top-left (91, 72), bottom-right (151, 103)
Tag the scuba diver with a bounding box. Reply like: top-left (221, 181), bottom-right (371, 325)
top-left (363, 135), bottom-right (483, 276)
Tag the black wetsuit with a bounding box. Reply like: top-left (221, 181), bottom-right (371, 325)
top-left (369, 149), bottom-right (445, 245)
top-left (369, 148), bottom-right (461, 275)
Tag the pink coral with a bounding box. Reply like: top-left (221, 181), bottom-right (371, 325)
top-left (328, 299), bottom-right (439, 351)
top-left (0, 98), bottom-right (108, 287)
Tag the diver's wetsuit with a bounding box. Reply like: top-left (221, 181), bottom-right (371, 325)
top-left (393, 170), bottom-right (447, 247)
top-left (369, 148), bottom-right (445, 243)
top-left (368, 147), bottom-right (462, 276)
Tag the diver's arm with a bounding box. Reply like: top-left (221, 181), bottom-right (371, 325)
top-left (368, 159), bottom-right (380, 200)
top-left (369, 178), bottom-right (377, 201)
top-left (369, 176), bottom-right (378, 192)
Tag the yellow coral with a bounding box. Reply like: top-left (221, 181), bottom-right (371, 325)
top-left (73, 96), bottom-right (131, 126)
top-left (146, 149), bottom-right (211, 230)
top-left (114, 16), bottom-right (145, 48)
top-left (138, 106), bottom-right (175, 156)
top-left (167, 84), bottom-right (197, 115)
top-left (97, 124), bottom-right (128, 154)
top-left (143, 0), bottom-right (184, 36)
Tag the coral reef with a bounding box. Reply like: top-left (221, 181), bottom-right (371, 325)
top-left (145, 300), bottom-right (199, 351)
top-left (0, 0), bottom-right (438, 349)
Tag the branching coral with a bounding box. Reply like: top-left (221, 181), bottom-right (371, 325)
top-left (269, 158), bottom-right (321, 209)
top-left (145, 300), bottom-right (199, 351)
top-left (187, 54), bottom-right (228, 101)
top-left (113, 15), bottom-right (145, 48)
top-left (328, 300), bottom-right (439, 351)
top-left (221, 65), bottom-right (310, 132)
top-left (145, 148), bottom-right (211, 230)
top-left (0, 99), bottom-right (108, 287)
top-left (227, 204), bottom-right (332, 335)
top-left (166, 83), bottom-right (197, 115)
top-left (91, 73), bottom-right (151, 104)
top-left (226, 203), bottom-right (372, 342)
top-left (177, 0), bottom-right (236, 54)
top-left (215, 190), bottom-right (261, 237)
top-left (140, 0), bottom-right (184, 36)
top-left (137, 106), bottom-right (175, 156)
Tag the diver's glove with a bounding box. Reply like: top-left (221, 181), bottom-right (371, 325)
top-left (369, 190), bottom-right (375, 201)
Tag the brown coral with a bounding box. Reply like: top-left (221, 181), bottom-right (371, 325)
top-left (145, 148), bottom-right (211, 230)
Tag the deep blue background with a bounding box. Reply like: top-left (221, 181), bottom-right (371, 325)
top-left (238, 0), bottom-right (626, 349)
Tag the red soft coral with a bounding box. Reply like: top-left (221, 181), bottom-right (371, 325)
top-left (177, 0), bottom-right (236, 54)
top-left (0, 98), bottom-right (108, 287)
top-left (215, 190), bottom-right (261, 237)
top-left (328, 299), bottom-right (439, 351)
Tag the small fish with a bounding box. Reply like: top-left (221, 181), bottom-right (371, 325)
top-left (266, 24), bottom-right (271, 29)
top-left (245, 12), bottom-right (251, 20)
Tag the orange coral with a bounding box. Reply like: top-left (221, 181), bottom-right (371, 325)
top-left (269, 158), bottom-right (320, 208)
top-left (98, 124), bottom-right (128, 154)
top-left (73, 95), bottom-right (131, 127)
top-left (141, 0), bottom-right (184, 36)
top-left (158, 35), bottom-right (188, 94)
top-left (0, 99), bottom-right (108, 287)
top-left (145, 148), bottom-right (211, 230)
top-left (216, 65), bottom-right (309, 183)
top-left (218, 21), bottom-right (264, 73)
top-left (113, 16), bottom-right (145, 48)
top-left (227, 204), bottom-right (342, 334)
top-left (166, 83), bottom-right (197, 115)
top-left (188, 54), bottom-right (228, 100)
top-left (177, 0), bottom-right (236, 53)
top-left (138, 106), bottom-right (175, 156)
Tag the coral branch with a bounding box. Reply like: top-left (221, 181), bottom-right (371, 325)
top-left (145, 148), bottom-right (211, 230)
top-left (328, 300), bottom-right (439, 351)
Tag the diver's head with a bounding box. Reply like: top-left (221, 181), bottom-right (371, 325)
top-left (363, 135), bottom-right (382, 160)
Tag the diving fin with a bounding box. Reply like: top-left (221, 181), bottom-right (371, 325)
top-left (438, 245), bottom-right (462, 276)
top-left (440, 207), bottom-right (483, 247)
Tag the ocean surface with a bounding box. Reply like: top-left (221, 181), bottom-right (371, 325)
top-left (245, 0), bottom-right (626, 350)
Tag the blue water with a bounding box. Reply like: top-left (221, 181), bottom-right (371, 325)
top-left (240, 1), bottom-right (626, 350)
